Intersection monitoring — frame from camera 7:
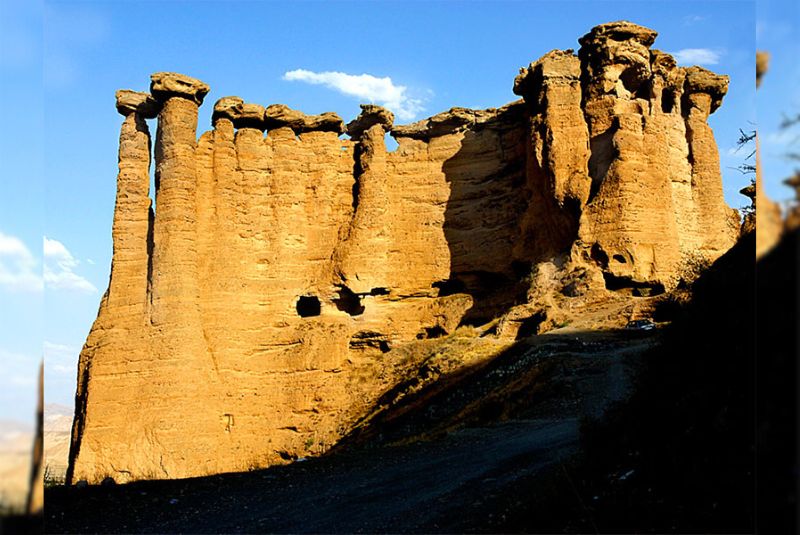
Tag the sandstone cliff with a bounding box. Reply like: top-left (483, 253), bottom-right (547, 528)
top-left (67, 21), bottom-right (738, 484)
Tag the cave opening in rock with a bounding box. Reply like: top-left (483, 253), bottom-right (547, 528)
top-left (296, 295), bottom-right (321, 317)
top-left (333, 286), bottom-right (365, 316)
top-left (619, 65), bottom-right (646, 95)
top-left (432, 278), bottom-right (467, 297)
top-left (349, 331), bottom-right (391, 352)
top-left (588, 121), bottom-right (619, 202)
top-left (416, 325), bottom-right (448, 340)
top-left (515, 311), bottom-right (548, 340)
top-left (590, 243), bottom-right (610, 268)
top-left (602, 272), bottom-right (665, 297)
top-left (612, 254), bottom-right (627, 264)
top-left (661, 89), bottom-right (676, 114)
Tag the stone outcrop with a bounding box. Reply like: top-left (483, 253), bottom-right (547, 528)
top-left (264, 104), bottom-right (345, 134)
top-left (346, 104), bottom-right (394, 138)
top-left (68, 21), bottom-right (739, 484)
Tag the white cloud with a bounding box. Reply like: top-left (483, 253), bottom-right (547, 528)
top-left (671, 48), bottom-right (722, 66)
top-left (682, 15), bottom-right (707, 26)
top-left (283, 69), bottom-right (427, 121)
top-left (763, 129), bottom-right (799, 147)
top-left (0, 231), bottom-right (43, 292)
top-left (43, 236), bottom-right (97, 293)
top-left (0, 348), bottom-right (39, 390)
top-left (44, 341), bottom-right (78, 375)
top-left (0, 233), bottom-right (96, 293)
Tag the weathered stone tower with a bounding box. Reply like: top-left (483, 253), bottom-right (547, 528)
top-left (68, 22), bottom-right (738, 484)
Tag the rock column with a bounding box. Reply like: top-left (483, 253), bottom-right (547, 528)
top-left (145, 72), bottom-right (222, 478)
top-left (149, 72), bottom-right (209, 325)
top-left (576, 22), bottom-right (682, 286)
top-left (683, 67), bottom-right (740, 254)
top-left (335, 105), bottom-right (394, 293)
top-left (514, 50), bottom-right (591, 208)
top-left (108, 90), bottom-right (159, 317)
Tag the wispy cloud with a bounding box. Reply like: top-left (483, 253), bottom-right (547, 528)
top-left (682, 15), bottom-right (708, 26)
top-left (43, 237), bottom-right (97, 293)
top-left (283, 69), bottom-right (428, 121)
top-left (671, 48), bottom-right (723, 66)
top-left (44, 341), bottom-right (78, 375)
top-left (0, 231), bottom-right (43, 293)
top-left (0, 233), bottom-right (97, 293)
top-left (0, 348), bottom-right (38, 391)
top-left (763, 129), bottom-right (800, 147)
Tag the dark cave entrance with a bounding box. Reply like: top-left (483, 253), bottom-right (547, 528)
top-left (296, 295), bottom-right (321, 317)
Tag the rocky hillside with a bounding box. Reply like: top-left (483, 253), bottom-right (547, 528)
top-left (43, 405), bottom-right (72, 485)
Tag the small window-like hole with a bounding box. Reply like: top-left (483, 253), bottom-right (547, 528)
top-left (590, 243), bottom-right (609, 268)
top-left (516, 312), bottom-right (548, 340)
top-left (333, 286), bottom-right (365, 316)
top-left (661, 89), bottom-right (676, 114)
top-left (612, 254), bottom-right (627, 264)
top-left (432, 279), bottom-right (467, 297)
top-left (416, 325), bottom-right (448, 339)
top-left (369, 287), bottom-right (390, 296)
top-left (296, 295), bottom-right (321, 317)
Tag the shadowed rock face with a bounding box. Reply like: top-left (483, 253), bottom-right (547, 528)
top-left (68, 21), bottom-right (738, 484)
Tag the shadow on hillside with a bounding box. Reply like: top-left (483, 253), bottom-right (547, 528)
top-left (490, 231), bottom-right (760, 533)
top-left (754, 227), bottom-right (798, 533)
top-left (333, 327), bottom-right (647, 453)
top-left (45, 326), bottom-right (646, 534)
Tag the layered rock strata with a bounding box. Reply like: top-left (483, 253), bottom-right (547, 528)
top-left (68, 23), bottom-right (738, 484)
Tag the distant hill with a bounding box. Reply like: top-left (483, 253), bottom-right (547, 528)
top-left (44, 404), bottom-right (73, 484)
top-left (0, 420), bottom-right (33, 511)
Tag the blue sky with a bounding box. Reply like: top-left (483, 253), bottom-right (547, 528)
top-left (757, 0), bottom-right (800, 205)
top-left (0, 0), bottom-right (768, 420)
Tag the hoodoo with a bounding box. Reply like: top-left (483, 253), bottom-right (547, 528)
top-left (68, 22), bottom-right (738, 484)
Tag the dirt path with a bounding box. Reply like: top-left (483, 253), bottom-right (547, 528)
top-left (46, 419), bottom-right (577, 533)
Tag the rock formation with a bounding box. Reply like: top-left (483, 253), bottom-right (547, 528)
top-left (68, 22), bottom-right (739, 484)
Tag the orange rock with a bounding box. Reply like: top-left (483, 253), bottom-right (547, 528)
top-left (68, 21), bottom-right (739, 484)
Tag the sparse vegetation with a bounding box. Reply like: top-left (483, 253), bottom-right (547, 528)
top-left (44, 464), bottom-right (66, 489)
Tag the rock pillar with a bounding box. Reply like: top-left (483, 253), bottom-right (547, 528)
top-left (108, 90), bottom-right (159, 317)
top-left (335, 105), bottom-right (395, 293)
top-left (514, 49), bottom-right (591, 208)
top-left (66, 91), bottom-right (159, 485)
top-left (576, 22), bottom-right (683, 286)
top-left (143, 72), bottom-right (222, 479)
top-left (683, 67), bottom-right (741, 254)
top-left (149, 72), bottom-right (209, 325)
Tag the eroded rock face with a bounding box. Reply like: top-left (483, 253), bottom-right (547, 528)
top-left (68, 21), bottom-right (738, 485)
top-left (571, 22), bottom-right (738, 289)
top-left (150, 72), bottom-right (210, 104)
top-left (346, 104), bottom-right (394, 138)
top-left (115, 90), bottom-right (160, 118)
top-left (264, 104), bottom-right (345, 134)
